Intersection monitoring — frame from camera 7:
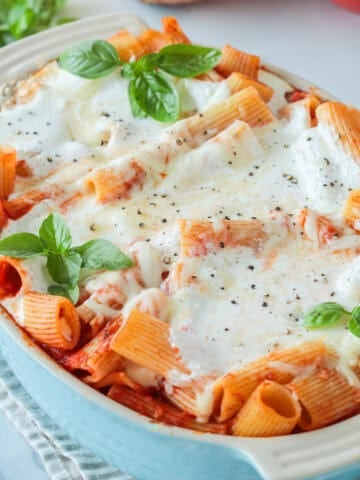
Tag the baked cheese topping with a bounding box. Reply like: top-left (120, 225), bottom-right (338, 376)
top-left (1, 61), bottom-right (360, 391)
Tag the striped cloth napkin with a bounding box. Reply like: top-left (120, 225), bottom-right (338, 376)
top-left (0, 353), bottom-right (134, 480)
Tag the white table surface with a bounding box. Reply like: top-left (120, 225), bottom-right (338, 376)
top-left (0, 1), bottom-right (359, 479)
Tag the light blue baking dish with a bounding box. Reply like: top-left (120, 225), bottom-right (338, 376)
top-left (0, 13), bottom-right (360, 480)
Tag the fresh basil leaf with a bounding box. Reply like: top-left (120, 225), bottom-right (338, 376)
top-left (46, 251), bottom-right (82, 286)
top-left (121, 62), bottom-right (136, 79)
top-left (39, 213), bottom-right (71, 253)
top-left (74, 239), bottom-right (133, 270)
top-left (0, 233), bottom-right (43, 258)
top-left (136, 53), bottom-right (160, 72)
top-left (303, 302), bottom-right (349, 329)
top-left (122, 54), bottom-right (159, 80)
top-left (48, 283), bottom-right (79, 304)
top-left (58, 40), bottom-right (122, 79)
top-left (131, 71), bottom-right (179, 123)
top-left (157, 44), bottom-right (222, 78)
top-left (8, 4), bottom-right (35, 39)
top-left (128, 79), bottom-right (147, 118)
top-left (349, 306), bottom-right (360, 338)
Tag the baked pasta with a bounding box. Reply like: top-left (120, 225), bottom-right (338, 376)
top-left (1, 17), bottom-right (360, 437)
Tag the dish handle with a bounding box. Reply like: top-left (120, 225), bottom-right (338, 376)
top-left (227, 421), bottom-right (360, 480)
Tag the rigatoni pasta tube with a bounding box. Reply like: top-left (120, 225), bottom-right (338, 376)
top-left (138, 29), bottom-right (173, 53)
top-left (288, 368), bottom-right (360, 431)
top-left (197, 70), bottom-right (224, 82)
top-left (232, 381), bottom-right (301, 437)
top-left (344, 189), bottom-right (360, 232)
top-left (226, 72), bottom-right (273, 102)
top-left (0, 145), bottom-right (16, 200)
top-left (214, 341), bottom-right (329, 422)
top-left (23, 293), bottom-right (80, 350)
top-left (280, 95), bottom-right (320, 128)
top-left (184, 86), bottom-right (275, 147)
top-left (316, 101), bottom-right (360, 162)
top-left (86, 161), bottom-right (145, 204)
top-left (3, 189), bottom-right (50, 220)
top-left (162, 17), bottom-right (190, 44)
top-left (63, 316), bottom-right (123, 382)
top-left (107, 30), bottom-right (147, 61)
top-left (165, 385), bottom-right (199, 417)
top-left (76, 303), bottom-right (106, 338)
top-left (215, 45), bottom-right (260, 79)
top-left (0, 257), bottom-right (29, 299)
top-left (179, 219), bottom-right (266, 257)
top-left (111, 309), bottom-right (189, 377)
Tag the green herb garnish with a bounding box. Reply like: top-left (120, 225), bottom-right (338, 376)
top-left (303, 302), bottom-right (360, 339)
top-left (58, 41), bottom-right (222, 123)
top-left (0, 0), bottom-right (76, 48)
top-left (0, 213), bottom-right (133, 303)
top-left (58, 40), bottom-right (122, 79)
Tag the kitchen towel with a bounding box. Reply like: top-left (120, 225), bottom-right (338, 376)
top-left (0, 352), bottom-right (134, 480)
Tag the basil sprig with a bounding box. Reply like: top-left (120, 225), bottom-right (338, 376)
top-left (0, 213), bottom-right (133, 303)
top-left (57, 41), bottom-right (221, 122)
top-left (303, 302), bottom-right (360, 339)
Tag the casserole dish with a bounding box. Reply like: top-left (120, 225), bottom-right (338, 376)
top-left (0, 13), bottom-right (360, 480)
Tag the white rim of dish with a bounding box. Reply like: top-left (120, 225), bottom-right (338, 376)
top-left (0, 13), bottom-right (358, 480)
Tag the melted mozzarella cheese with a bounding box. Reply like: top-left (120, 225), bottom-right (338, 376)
top-left (1, 63), bottom-right (360, 396)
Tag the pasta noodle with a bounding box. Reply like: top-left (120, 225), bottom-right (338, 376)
top-left (0, 145), bottom-right (16, 200)
top-left (178, 219), bottom-right (266, 257)
top-left (138, 29), bottom-right (173, 53)
top-left (3, 189), bottom-right (50, 219)
top-left (23, 293), bottom-right (80, 350)
top-left (184, 86), bottom-right (275, 147)
top-left (316, 101), bottom-right (360, 162)
top-left (288, 368), bottom-right (360, 431)
top-left (107, 30), bottom-right (147, 61)
top-left (162, 17), bottom-right (190, 44)
top-left (297, 208), bottom-right (342, 246)
top-left (85, 161), bottom-right (145, 204)
top-left (90, 371), bottom-right (145, 391)
top-left (232, 381), bottom-right (301, 437)
top-left (0, 257), bottom-right (28, 299)
top-left (344, 189), bottom-right (360, 232)
top-left (63, 316), bottom-right (123, 381)
top-left (215, 45), bottom-right (260, 79)
top-left (111, 309), bottom-right (189, 377)
top-left (226, 72), bottom-right (273, 102)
